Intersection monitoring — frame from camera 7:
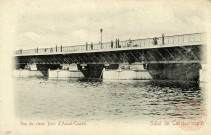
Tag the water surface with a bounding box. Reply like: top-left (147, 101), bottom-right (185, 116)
top-left (14, 77), bottom-right (204, 122)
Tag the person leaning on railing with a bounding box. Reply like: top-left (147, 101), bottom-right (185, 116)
top-left (152, 37), bottom-right (158, 45)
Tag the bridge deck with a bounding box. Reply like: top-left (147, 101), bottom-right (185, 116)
top-left (14, 33), bottom-right (206, 56)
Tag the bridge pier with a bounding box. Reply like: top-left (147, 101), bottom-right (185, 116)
top-left (13, 62), bottom-right (203, 82)
top-left (102, 63), bottom-right (202, 81)
top-left (48, 64), bottom-right (84, 78)
top-left (13, 69), bottom-right (43, 78)
top-left (13, 63), bottom-right (85, 78)
top-left (79, 64), bottom-right (105, 78)
top-left (13, 63), bottom-right (43, 78)
top-left (147, 63), bottom-right (201, 81)
top-left (103, 63), bottom-right (153, 80)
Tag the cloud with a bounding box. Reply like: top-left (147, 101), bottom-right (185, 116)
top-left (22, 32), bottom-right (39, 40)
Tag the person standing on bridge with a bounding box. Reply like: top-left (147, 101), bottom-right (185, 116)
top-left (91, 42), bottom-right (93, 50)
top-left (50, 47), bottom-right (53, 53)
top-left (86, 42), bottom-right (88, 50)
top-left (153, 37), bottom-right (158, 45)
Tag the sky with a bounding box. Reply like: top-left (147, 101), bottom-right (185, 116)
top-left (6, 0), bottom-right (209, 50)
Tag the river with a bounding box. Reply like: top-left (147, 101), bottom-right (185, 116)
top-left (14, 77), bottom-right (204, 122)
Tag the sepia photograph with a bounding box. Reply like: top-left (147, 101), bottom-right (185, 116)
top-left (0, 0), bottom-right (211, 134)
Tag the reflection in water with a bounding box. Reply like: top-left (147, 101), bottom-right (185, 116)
top-left (14, 77), bottom-right (204, 122)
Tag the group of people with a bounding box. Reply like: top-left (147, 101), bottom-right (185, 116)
top-left (85, 38), bottom-right (121, 51)
top-left (42, 45), bottom-right (63, 53)
top-left (111, 39), bottom-right (121, 48)
top-left (153, 33), bottom-right (165, 45)
top-left (86, 42), bottom-right (94, 50)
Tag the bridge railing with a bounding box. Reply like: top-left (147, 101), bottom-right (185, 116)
top-left (14, 33), bottom-right (206, 55)
top-left (164, 33), bottom-right (204, 44)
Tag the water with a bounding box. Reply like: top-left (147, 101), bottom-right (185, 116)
top-left (14, 77), bottom-right (204, 122)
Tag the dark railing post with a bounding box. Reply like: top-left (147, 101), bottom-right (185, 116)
top-left (56, 45), bottom-right (57, 52)
top-left (162, 33), bottom-right (165, 44)
top-left (100, 28), bottom-right (103, 49)
top-left (111, 40), bottom-right (113, 48)
top-left (37, 47), bottom-right (38, 53)
top-left (61, 45), bottom-right (62, 52)
top-left (116, 39), bottom-right (118, 48)
top-left (118, 39), bottom-right (120, 48)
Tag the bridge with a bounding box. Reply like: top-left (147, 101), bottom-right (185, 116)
top-left (14, 33), bottom-right (206, 80)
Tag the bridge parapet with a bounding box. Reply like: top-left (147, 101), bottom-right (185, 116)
top-left (15, 32), bottom-right (206, 56)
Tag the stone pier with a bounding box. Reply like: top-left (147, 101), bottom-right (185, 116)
top-left (13, 69), bottom-right (43, 78)
top-left (103, 63), bottom-right (152, 80)
top-left (48, 64), bottom-right (84, 78)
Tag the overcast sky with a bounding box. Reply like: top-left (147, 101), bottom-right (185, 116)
top-left (11, 0), bottom-right (208, 50)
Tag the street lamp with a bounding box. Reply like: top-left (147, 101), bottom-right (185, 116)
top-left (100, 28), bottom-right (103, 49)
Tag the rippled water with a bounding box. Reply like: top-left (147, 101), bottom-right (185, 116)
top-left (14, 77), bottom-right (205, 122)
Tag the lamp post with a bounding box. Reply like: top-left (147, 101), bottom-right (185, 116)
top-left (100, 28), bottom-right (103, 49)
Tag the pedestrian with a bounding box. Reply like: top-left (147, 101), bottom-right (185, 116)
top-left (153, 37), bottom-right (158, 45)
top-left (50, 47), bottom-right (53, 53)
top-left (111, 40), bottom-right (113, 48)
top-left (91, 42), bottom-right (93, 50)
top-left (86, 42), bottom-right (88, 50)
